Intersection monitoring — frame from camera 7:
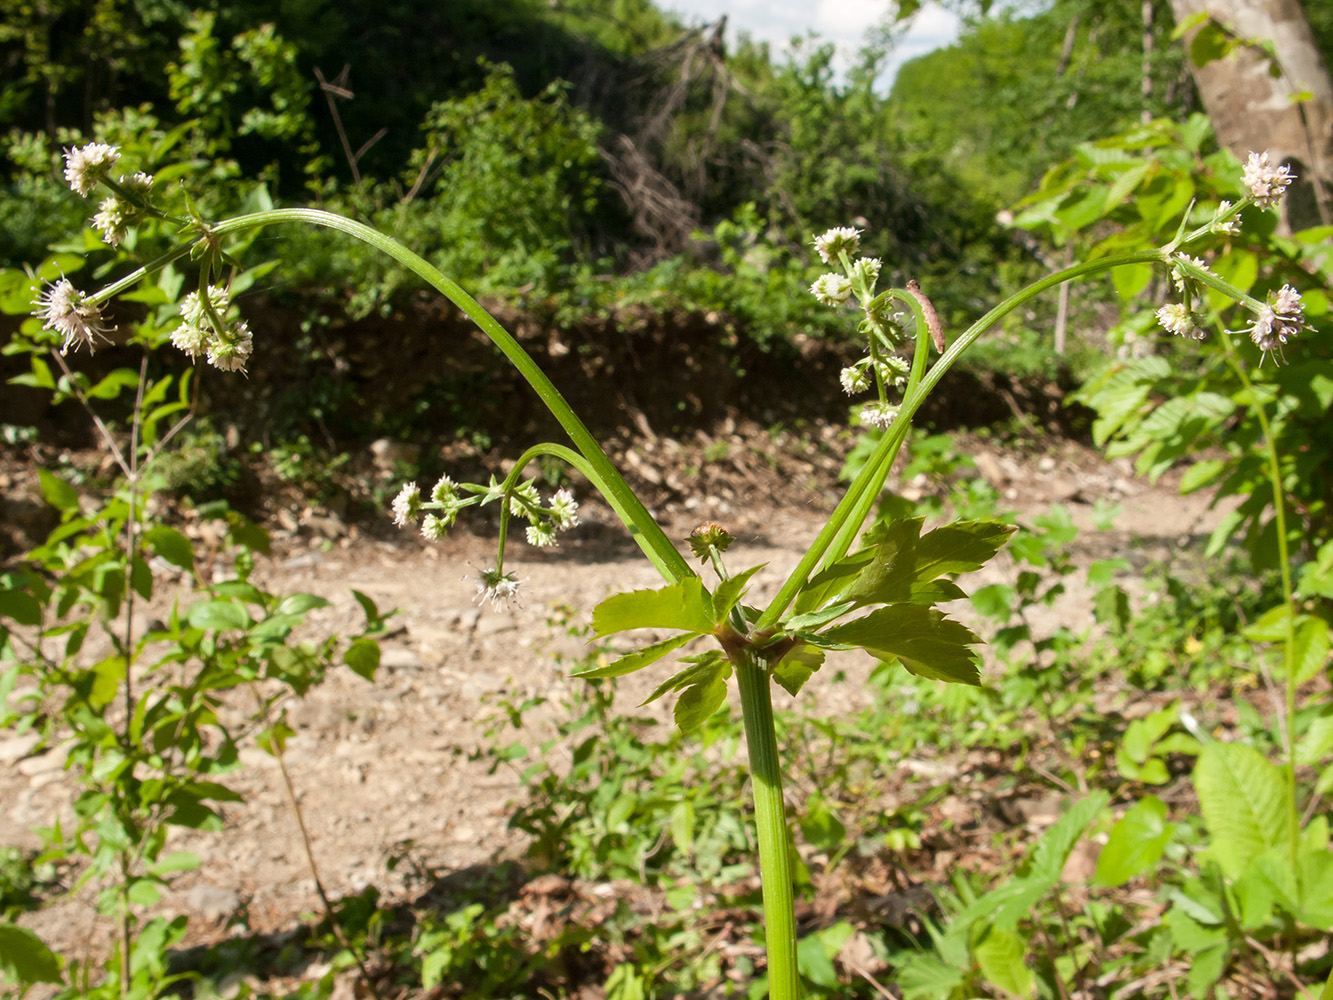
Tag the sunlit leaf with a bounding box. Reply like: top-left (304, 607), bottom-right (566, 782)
top-left (823, 605), bottom-right (984, 685)
top-left (572, 633), bottom-right (695, 679)
top-left (1094, 795), bottom-right (1174, 886)
top-left (592, 577), bottom-right (715, 637)
top-left (1194, 741), bottom-right (1292, 882)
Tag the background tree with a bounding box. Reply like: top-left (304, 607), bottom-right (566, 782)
top-left (1168, 0), bottom-right (1333, 227)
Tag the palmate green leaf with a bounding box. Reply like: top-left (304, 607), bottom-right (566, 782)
top-left (572, 632), bottom-right (696, 680)
top-left (822, 604), bottom-right (984, 685)
top-left (592, 577), bottom-right (715, 637)
top-left (641, 651), bottom-right (728, 707)
top-left (843, 518), bottom-right (1014, 608)
top-left (713, 564), bottom-right (764, 623)
top-left (1194, 741), bottom-right (1293, 882)
top-left (771, 642), bottom-right (825, 697)
top-left (792, 550), bottom-right (874, 615)
top-left (674, 670), bottom-right (729, 731)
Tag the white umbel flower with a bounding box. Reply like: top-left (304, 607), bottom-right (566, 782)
top-left (32, 279), bottom-right (112, 354)
top-left (1242, 151), bottom-right (1294, 210)
top-left (205, 321), bottom-right (253, 373)
top-left (391, 482), bottom-right (421, 528)
top-left (1249, 284), bottom-right (1307, 358)
top-left (812, 227), bottom-right (861, 264)
top-left (1156, 303), bottom-right (1207, 341)
top-left (475, 568), bottom-right (522, 610)
top-left (63, 143), bottom-right (119, 196)
top-left (810, 273), bottom-right (853, 305)
top-left (550, 488), bottom-right (580, 530)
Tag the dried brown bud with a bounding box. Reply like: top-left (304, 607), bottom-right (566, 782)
top-left (907, 279), bottom-right (946, 353)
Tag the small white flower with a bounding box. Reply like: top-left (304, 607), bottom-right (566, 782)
top-left (205, 321), bottom-right (253, 373)
top-left (421, 514), bottom-right (449, 541)
top-left (859, 402), bottom-right (898, 430)
top-left (63, 143), bottom-right (119, 196)
top-left (1156, 303), bottom-right (1207, 341)
top-left (1249, 284), bottom-right (1307, 359)
top-left (91, 173), bottom-right (155, 246)
top-left (508, 480), bottom-right (541, 517)
top-left (849, 257), bottom-right (882, 290)
top-left (92, 197), bottom-right (127, 246)
top-left (391, 482), bottom-right (421, 528)
top-left (1242, 150), bottom-right (1295, 210)
top-left (32, 278), bottom-right (112, 354)
top-left (526, 522), bottom-right (557, 547)
top-left (839, 366), bottom-right (869, 395)
top-left (810, 273), bottom-right (853, 306)
top-left (1210, 200), bottom-right (1240, 236)
top-left (431, 474), bottom-right (459, 504)
top-left (170, 321), bottom-right (209, 358)
top-left (1172, 254), bottom-right (1211, 293)
top-left (812, 227), bottom-right (861, 264)
top-left (876, 355), bottom-right (911, 385)
top-left (181, 286), bottom-right (232, 327)
top-left (550, 488), bottom-right (580, 530)
top-left (475, 568), bottom-right (522, 610)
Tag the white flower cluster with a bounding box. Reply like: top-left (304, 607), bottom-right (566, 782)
top-left (808, 225), bottom-right (921, 433)
top-left (1248, 284), bottom-right (1307, 360)
top-left (63, 143), bottom-right (119, 196)
top-left (32, 278), bottom-right (113, 355)
top-left (1242, 151), bottom-right (1294, 210)
top-left (389, 475), bottom-right (582, 608)
top-left (171, 286), bottom-right (254, 373)
top-left (92, 172), bottom-right (154, 246)
top-left (62, 144), bottom-right (158, 247)
top-left (1155, 303), bottom-right (1207, 341)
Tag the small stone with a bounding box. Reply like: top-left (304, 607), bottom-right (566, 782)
top-left (186, 884), bottom-right (241, 922)
top-left (0, 732), bottom-right (41, 763)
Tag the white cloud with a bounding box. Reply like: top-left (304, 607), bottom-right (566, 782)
top-left (661, 0), bottom-right (960, 87)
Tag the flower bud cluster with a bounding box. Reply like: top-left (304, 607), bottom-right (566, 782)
top-left (808, 225), bottom-right (917, 432)
top-left (1242, 151), bottom-right (1294, 210)
top-left (1152, 152), bottom-right (1308, 363)
top-left (172, 286), bottom-right (254, 373)
top-left (391, 474), bottom-right (580, 550)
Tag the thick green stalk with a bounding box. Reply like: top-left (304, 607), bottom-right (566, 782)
top-left (1219, 345), bottom-right (1300, 870)
top-left (735, 651), bottom-right (800, 1000)
top-left (205, 209), bottom-right (692, 584)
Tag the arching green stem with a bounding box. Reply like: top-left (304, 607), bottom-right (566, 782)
top-left (184, 209), bottom-right (693, 584)
top-left (756, 249), bottom-right (1167, 632)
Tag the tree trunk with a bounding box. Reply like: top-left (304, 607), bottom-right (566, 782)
top-left (1168, 0), bottom-right (1333, 228)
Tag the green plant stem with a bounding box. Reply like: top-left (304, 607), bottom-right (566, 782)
top-left (1218, 342), bottom-right (1300, 871)
top-left (187, 209), bottom-right (690, 584)
top-left (757, 249), bottom-right (1166, 631)
top-left (735, 650), bottom-right (799, 1000)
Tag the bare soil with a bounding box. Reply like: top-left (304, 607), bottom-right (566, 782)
top-left (0, 427), bottom-right (1230, 989)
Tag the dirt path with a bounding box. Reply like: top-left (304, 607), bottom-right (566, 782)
top-left (1, 436), bottom-right (1229, 964)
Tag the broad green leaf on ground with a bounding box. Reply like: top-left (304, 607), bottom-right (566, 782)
top-left (592, 577), bottom-right (715, 637)
top-left (1023, 791), bottom-right (1110, 885)
top-left (822, 604), bottom-right (984, 685)
top-left (1095, 795), bottom-right (1175, 886)
top-left (572, 633), bottom-right (696, 679)
top-left (971, 924), bottom-right (1033, 997)
top-left (1194, 741), bottom-right (1293, 882)
top-left (145, 525), bottom-right (195, 569)
top-left (0, 923), bottom-right (62, 985)
top-left (187, 599), bottom-right (253, 633)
